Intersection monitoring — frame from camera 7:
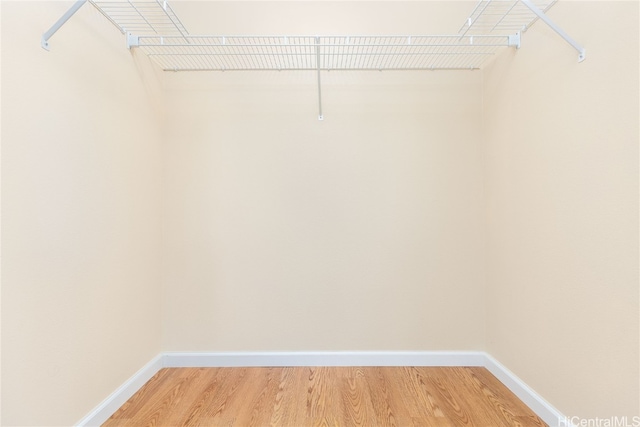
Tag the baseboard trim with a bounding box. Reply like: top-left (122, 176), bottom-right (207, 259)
top-left (162, 350), bottom-right (486, 368)
top-left (76, 351), bottom-right (567, 427)
top-left (483, 353), bottom-right (566, 427)
top-left (75, 354), bottom-right (164, 427)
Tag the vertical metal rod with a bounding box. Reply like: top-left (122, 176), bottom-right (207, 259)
top-left (316, 36), bottom-right (324, 121)
top-left (41, 0), bottom-right (87, 50)
top-left (520, 0), bottom-right (585, 62)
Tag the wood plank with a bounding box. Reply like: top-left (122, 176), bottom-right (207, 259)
top-left (449, 367), bottom-right (519, 427)
top-left (120, 368), bottom-right (206, 427)
top-left (341, 370), bottom-right (377, 426)
top-left (181, 367), bottom-right (245, 426)
top-left (102, 366), bottom-right (548, 427)
top-left (467, 367), bottom-right (547, 427)
top-left (269, 367), bottom-right (305, 427)
top-left (364, 367), bottom-right (411, 427)
top-left (425, 368), bottom-right (476, 426)
top-left (304, 366), bottom-right (345, 426)
top-left (180, 368), bottom-right (230, 426)
top-left (103, 368), bottom-right (176, 425)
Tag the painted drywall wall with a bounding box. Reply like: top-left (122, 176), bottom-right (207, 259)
top-left (1, 2), bottom-right (163, 425)
top-left (482, 1), bottom-right (639, 420)
top-left (169, 1), bottom-right (474, 35)
top-left (161, 1), bottom-right (486, 352)
top-left (0, 1), bottom-right (4, 423)
top-left (161, 72), bottom-right (487, 352)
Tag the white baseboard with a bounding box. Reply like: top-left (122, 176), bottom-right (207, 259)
top-left (483, 353), bottom-right (566, 427)
top-left (75, 354), bottom-right (164, 427)
top-left (76, 351), bottom-right (567, 427)
top-left (162, 350), bottom-right (486, 368)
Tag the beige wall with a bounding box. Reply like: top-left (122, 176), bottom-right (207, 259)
top-left (0, 1), bottom-right (4, 423)
top-left (161, 1), bottom-right (486, 352)
top-left (169, 1), bottom-right (473, 35)
top-left (1, 2), bottom-right (163, 425)
top-left (161, 71), bottom-right (486, 352)
top-left (482, 1), bottom-right (639, 420)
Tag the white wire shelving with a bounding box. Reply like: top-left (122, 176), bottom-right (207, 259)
top-left (42, 0), bottom-right (585, 118)
top-left (459, 0), bottom-right (556, 36)
top-left (134, 35), bottom-right (514, 72)
top-left (91, 0), bottom-right (188, 37)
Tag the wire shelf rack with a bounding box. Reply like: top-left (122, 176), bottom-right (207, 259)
top-left (84, 0), bottom-right (558, 72)
top-left (90, 0), bottom-right (188, 37)
top-left (459, 0), bottom-right (557, 36)
top-left (42, 0), bottom-right (584, 118)
top-left (136, 35), bottom-right (512, 71)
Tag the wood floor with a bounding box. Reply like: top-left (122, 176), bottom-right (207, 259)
top-left (103, 367), bottom-right (547, 427)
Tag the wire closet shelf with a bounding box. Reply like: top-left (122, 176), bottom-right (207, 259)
top-left (135, 35), bottom-right (513, 72)
top-left (84, 0), bottom-right (565, 72)
top-left (42, 0), bottom-right (584, 118)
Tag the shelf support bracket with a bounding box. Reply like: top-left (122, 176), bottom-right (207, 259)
top-left (520, 0), bottom-right (586, 62)
top-left (127, 33), bottom-right (140, 49)
top-left (315, 36), bottom-right (324, 121)
top-left (41, 0), bottom-right (88, 50)
top-left (508, 32), bottom-right (521, 49)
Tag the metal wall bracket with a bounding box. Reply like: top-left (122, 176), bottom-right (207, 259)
top-left (41, 0), bottom-right (87, 50)
top-left (520, 0), bottom-right (586, 62)
top-left (508, 32), bottom-right (521, 49)
top-left (127, 33), bottom-right (140, 49)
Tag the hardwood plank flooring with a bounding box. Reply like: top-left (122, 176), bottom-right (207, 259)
top-left (103, 367), bottom-right (547, 427)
